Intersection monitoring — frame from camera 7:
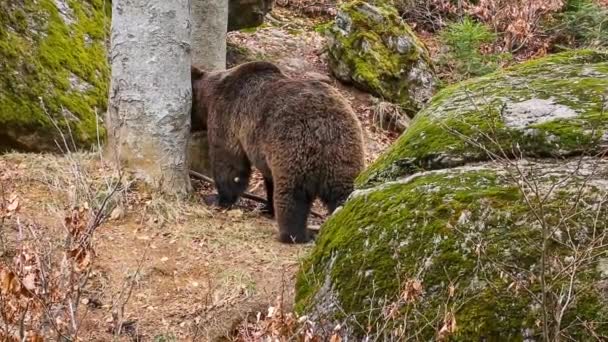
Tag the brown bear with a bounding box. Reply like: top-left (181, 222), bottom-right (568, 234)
top-left (191, 61), bottom-right (365, 243)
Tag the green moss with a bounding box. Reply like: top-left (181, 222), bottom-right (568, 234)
top-left (296, 166), bottom-right (608, 340)
top-left (0, 0), bottom-right (110, 152)
top-left (326, 0), bottom-right (436, 114)
top-left (357, 50), bottom-right (608, 188)
top-left (239, 22), bottom-right (270, 33)
top-left (313, 21), bottom-right (332, 34)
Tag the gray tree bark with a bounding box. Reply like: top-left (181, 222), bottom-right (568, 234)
top-left (189, 0), bottom-right (229, 176)
top-left (191, 0), bottom-right (228, 70)
top-left (106, 0), bottom-right (192, 195)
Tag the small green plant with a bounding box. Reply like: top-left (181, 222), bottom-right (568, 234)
top-left (153, 334), bottom-right (177, 342)
top-left (551, 0), bottom-right (608, 49)
top-left (314, 21), bottom-right (332, 34)
top-left (439, 17), bottom-right (510, 81)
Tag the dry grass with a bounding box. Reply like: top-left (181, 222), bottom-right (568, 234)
top-left (369, 99), bottom-right (412, 134)
top-left (0, 152), bottom-right (313, 341)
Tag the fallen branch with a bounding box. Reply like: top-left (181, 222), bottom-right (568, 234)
top-left (189, 170), bottom-right (324, 218)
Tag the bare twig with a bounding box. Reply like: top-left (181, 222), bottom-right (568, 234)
top-left (0, 98), bottom-right (125, 341)
top-left (112, 245), bottom-right (149, 338)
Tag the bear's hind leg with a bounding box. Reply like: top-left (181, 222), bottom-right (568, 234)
top-left (274, 185), bottom-right (311, 243)
top-left (260, 176), bottom-right (274, 217)
top-left (321, 182), bottom-right (353, 214)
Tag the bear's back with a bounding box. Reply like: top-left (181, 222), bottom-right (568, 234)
top-left (255, 78), bottom-right (364, 163)
top-left (211, 61), bottom-right (364, 172)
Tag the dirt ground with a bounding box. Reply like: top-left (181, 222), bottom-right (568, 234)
top-left (1, 153), bottom-right (312, 341)
top-left (0, 7), bottom-right (397, 342)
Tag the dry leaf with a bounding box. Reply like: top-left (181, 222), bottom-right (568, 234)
top-left (330, 333), bottom-right (342, 342)
top-left (26, 332), bottom-right (44, 342)
top-left (227, 209), bottom-right (244, 218)
top-left (0, 269), bottom-right (15, 294)
top-left (68, 248), bottom-right (93, 272)
top-left (22, 273), bottom-right (37, 292)
top-left (401, 279), bottom-right (423, 303)
top-left (0, 269), bottom-right (21, 295)
top-left (438, 311), bottom-right (457, 340)
top-left (7, 198), bottom-right (19, 212)
top-left (110, 206), bottom-right (124, 220)
top-left (448, 284), bottom-right (455, 298)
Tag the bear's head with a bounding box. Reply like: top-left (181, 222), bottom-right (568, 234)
top-left (191, 61), bottom-right (284, 131)
top-left (191, 66), bottom-right (225, 131)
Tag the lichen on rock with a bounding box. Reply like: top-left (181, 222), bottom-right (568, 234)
top-left (0, 0), bottom-right (110, 152)
top-left (357, 50), bottom-right (608, 188)
top-left (324, 0), bottom-right (437, 115)
top-left (296, 158), bottom-right (608, 340)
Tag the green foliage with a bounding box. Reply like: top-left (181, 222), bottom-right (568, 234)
top-left (551, 0), bottom-right (608, 49)
top-left (313, 21), bottom-right (332, 34)
top-left (438, 17), bottom-right (511, 81)
top-left (153, 334), bottom-right (177, 342)
top-left (238, 22), bottom-right (270, 33)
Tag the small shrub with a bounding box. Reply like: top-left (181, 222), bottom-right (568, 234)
top-left (438, 17), bottom-right (511, 81)
top-left (396, 0), bottom-right (461, 32)
top-left (550, 0), bottom-right (608, 49)
top-left (399, 0), bottom-right (572, 59)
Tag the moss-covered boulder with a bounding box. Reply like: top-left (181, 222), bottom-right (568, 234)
top-left (0, 0), bottom-right (110, 152)
top-left (325, 0), bottom-right (437, 115)
top-left (358, 50), bottom-right (608, 188)
top-left (296, 158), bottom-right (608, 340)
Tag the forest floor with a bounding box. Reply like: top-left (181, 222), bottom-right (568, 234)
top-left (0, 7), bottom-right (397, 342)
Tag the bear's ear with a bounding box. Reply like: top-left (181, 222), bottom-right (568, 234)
top-left (191, 65), bottom-right (205, 80)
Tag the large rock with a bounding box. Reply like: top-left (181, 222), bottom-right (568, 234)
top-left (325, 0), bottom-right (437, 115)
top-left (296, 159), bottom-right (608, 340)
top-left (295, 50), bottom-right (608, 340)
top-left (0, 0), bottom-right (270, 153)
top-left (0, 0), bottom-right (110, 152)
top-left (358, 50), bottom-right (608, 188)
top-left (228, 0), bottom-right (273, 32)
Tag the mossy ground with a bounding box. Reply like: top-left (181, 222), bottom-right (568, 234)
top-left (296, 163), bottom-right (608, 340)
top-left (0, 0), bottom-right (110, 152)
top-left (357, 50), bottom-right (608, 188)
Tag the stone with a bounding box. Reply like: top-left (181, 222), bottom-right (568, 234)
top-left (295, 50), bottom-right (608, 340)
top-left (357, 50), bottom-right (608, 188)
top-left (324, 0), bottom-right (437, 116)
top-left (0, 0), bottom-right (109, 152)
top-left (296, 158), bottom-right (608, 340)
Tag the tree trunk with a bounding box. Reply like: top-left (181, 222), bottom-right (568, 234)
top-left (188, 131), bottom-right (211, 176)
top-left (106, 0), bottom-right (192, 195)
top-left (191, 0), bottom-right (228, 70)
top-left (189, 0), bottom-right (229, 176)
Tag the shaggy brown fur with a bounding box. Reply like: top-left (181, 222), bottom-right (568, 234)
top-left (191, 61), bottom-right (365, 243)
